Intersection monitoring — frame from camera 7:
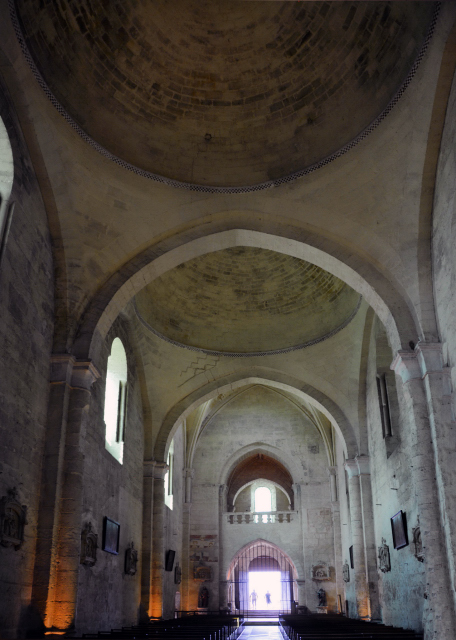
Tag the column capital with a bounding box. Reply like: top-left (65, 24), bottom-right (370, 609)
top-left (143, 460), bottom-right (169, 479)
top-left (391, 350), bottom-right (421, 383)
top-left (50, 353), bottom-right (76, 384)
top-left (71, 360), bottom-right (101, 390)
top-left (344, 458), bottom-right (359, 479)
top-left (356, 455), bottom-right (370, 476)
top-left (152, 462), bottom-right (169, 480)
top-left (391, 342), bottom-right (444, 383)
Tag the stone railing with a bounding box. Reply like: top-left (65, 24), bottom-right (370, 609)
top-left (225, 511), bottom-right (295, 524)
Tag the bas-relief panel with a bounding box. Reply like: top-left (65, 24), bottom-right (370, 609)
top-left (190, 534), bottom-right (218, 562)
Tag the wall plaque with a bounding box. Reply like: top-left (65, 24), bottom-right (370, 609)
top-left (391, 510), bottom-right (408, 550)
top-left (0, 488), bottom-right (27, 550)
top-left (102, 517), bottom-right (120, 555)
top-left (194, 564), bottom-right (213, 582)
top-left (311, 561), bottom-right (330, 580)
top-left (81, 522), bottom-right (98, 566)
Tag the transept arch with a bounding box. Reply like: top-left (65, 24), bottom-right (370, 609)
top-left (73, 224), bottom-right (423, 361)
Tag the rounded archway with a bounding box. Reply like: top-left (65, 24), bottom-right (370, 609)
top-left (226, 539), bottom-right (298, 614)
top-left (77, 227), bottom-right (420, 362)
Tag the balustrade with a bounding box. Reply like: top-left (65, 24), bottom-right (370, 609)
top-left (225, 511), bottom-right (295, 524)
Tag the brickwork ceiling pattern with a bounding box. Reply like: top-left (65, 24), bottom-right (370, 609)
top-left (134, 247), bottom-right (360, 354)
top-left (16, 0), bottom-right (434, 187)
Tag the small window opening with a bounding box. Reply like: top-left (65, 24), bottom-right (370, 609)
top-left (165, 438), bottom-right (174, 510)
top-left (255, 486), bottom-right (272, 523)
top-left (104, 338), bottom-right (128, 463)
top-left (376, 373), bottom-right (392, 438)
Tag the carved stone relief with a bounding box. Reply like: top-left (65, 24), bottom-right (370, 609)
top-left (0, 488), bottom-right (27, 550)
top-left (378, 538), bottom-right (391, 573)
top-left (193, 563), bottom-right (213, 582)
top-left (175, 562), bottom-right (182, 584)
top-left (311, 561), bottom-right (330, 580)
top-left (342, 561), bottom-right (350, 583)
top-left (125, 541), bottom-right (138, 575)
top-left (80, 522), bottom-right (98, 566)
top-left (412, 516), bottom-right (424, 563)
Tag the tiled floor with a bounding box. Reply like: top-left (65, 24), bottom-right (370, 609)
top-left (240, 626), bottom-right (282, 640)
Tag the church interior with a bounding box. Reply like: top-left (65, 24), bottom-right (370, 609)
top-left (1, 1), bottom-right (456, 639)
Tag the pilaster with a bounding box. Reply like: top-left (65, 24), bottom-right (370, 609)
top-left (391, 344), bottom-right (456, 639)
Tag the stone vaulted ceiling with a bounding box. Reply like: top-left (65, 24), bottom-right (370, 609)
top-left (134, 247), bottom-right (361, 355)
top-left (15, 0), bottom-right (434, 187)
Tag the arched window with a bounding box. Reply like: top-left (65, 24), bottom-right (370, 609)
top-left (104, 337), bottom-right (127, 463)
top-left (164, 438), bottom-right (174, 510)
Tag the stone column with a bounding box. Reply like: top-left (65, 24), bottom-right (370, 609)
top-left (344, 459), bottom-right (369, 619)
top-left (181, 470), bottom-right (194, 612)
top-left (218, 484), bottom-right (228, 611)
top-left (31, 355), bottom-right (75, 631)
top-left (296, 580), bottom-right (306, 607)
top-left (219, 580), bottom-right (229, 610)
top-left (392, 345), bottom-right (456, 639)
top-left (141, 460), bottom-right (157, 619)
top-left (41, 359), bottom-right (100, 634)
top-left (328, 467), bottom-right (344, 614)
top-left (150, 462), bottom-right (169, 619)
top-left (356, 455), bottom-right (381, 622)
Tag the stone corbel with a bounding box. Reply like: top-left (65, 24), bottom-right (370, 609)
top-left (344, 459), bottom-right (359, 479)
top-left (71, 360), bottom-right (101, 390)
top-left (355, 455), bottom-right (370, 476)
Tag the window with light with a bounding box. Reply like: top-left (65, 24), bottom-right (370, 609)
top-left (104, 337), bottom-right (128, 464)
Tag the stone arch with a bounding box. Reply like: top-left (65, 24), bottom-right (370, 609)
top-left (154, 369), bottom-right (357, 463)
top-left (219, 443), bottom-right (302, 489)
top-left (0, 112), bottom-right (14, 249)
top-left (73, 223), bottom-right (422, 360)
top-left (225, 538), bottom-right (301, 582)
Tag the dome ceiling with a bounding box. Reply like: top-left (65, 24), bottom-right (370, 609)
top-left (134, 247), bottom-right (361, 355)
top-left (15, 1), bottom-right (434, 187)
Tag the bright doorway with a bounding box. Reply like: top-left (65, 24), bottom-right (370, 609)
top-left (248, 570), bottom-right (281, 610)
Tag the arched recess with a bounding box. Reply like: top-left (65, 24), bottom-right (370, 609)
top-left (153, 370), bottom-right (357, 463)
top-left (225, 538), bottom-right (301, 601)
top-left (73, 225), bottom-right (421, 361)
top-left (223, 449), bottom-right (296, 511)
top-left (220, 444), bottom-right (300, 491)
top-left (0, 112), bottom-right (14, 243)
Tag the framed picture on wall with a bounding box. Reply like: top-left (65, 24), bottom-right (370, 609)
top-left (102, 517), bottom-right (120, 554)
top-left (349, 545), bottom-right (354, 569)
top-left (391, 510), bottom-right (408, 549)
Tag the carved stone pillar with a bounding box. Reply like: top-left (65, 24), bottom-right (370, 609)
top-left (32, 357), bottom-right (100, 634)
top-left (150, 462), bottom-right (169, 619)
top-left (356, 455), bottom-right (380, 622)
top-left (391, 345), bottom-right (456, 638)
top-left (344, 459), bottom-right (369, 619)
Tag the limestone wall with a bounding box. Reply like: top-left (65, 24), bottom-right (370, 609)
top-left (0, 81), bottom-right (54, 637)
top-left (75, 317), bottom-right (144, 634)
top-left (365, 319), bottom-right (424, 630)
